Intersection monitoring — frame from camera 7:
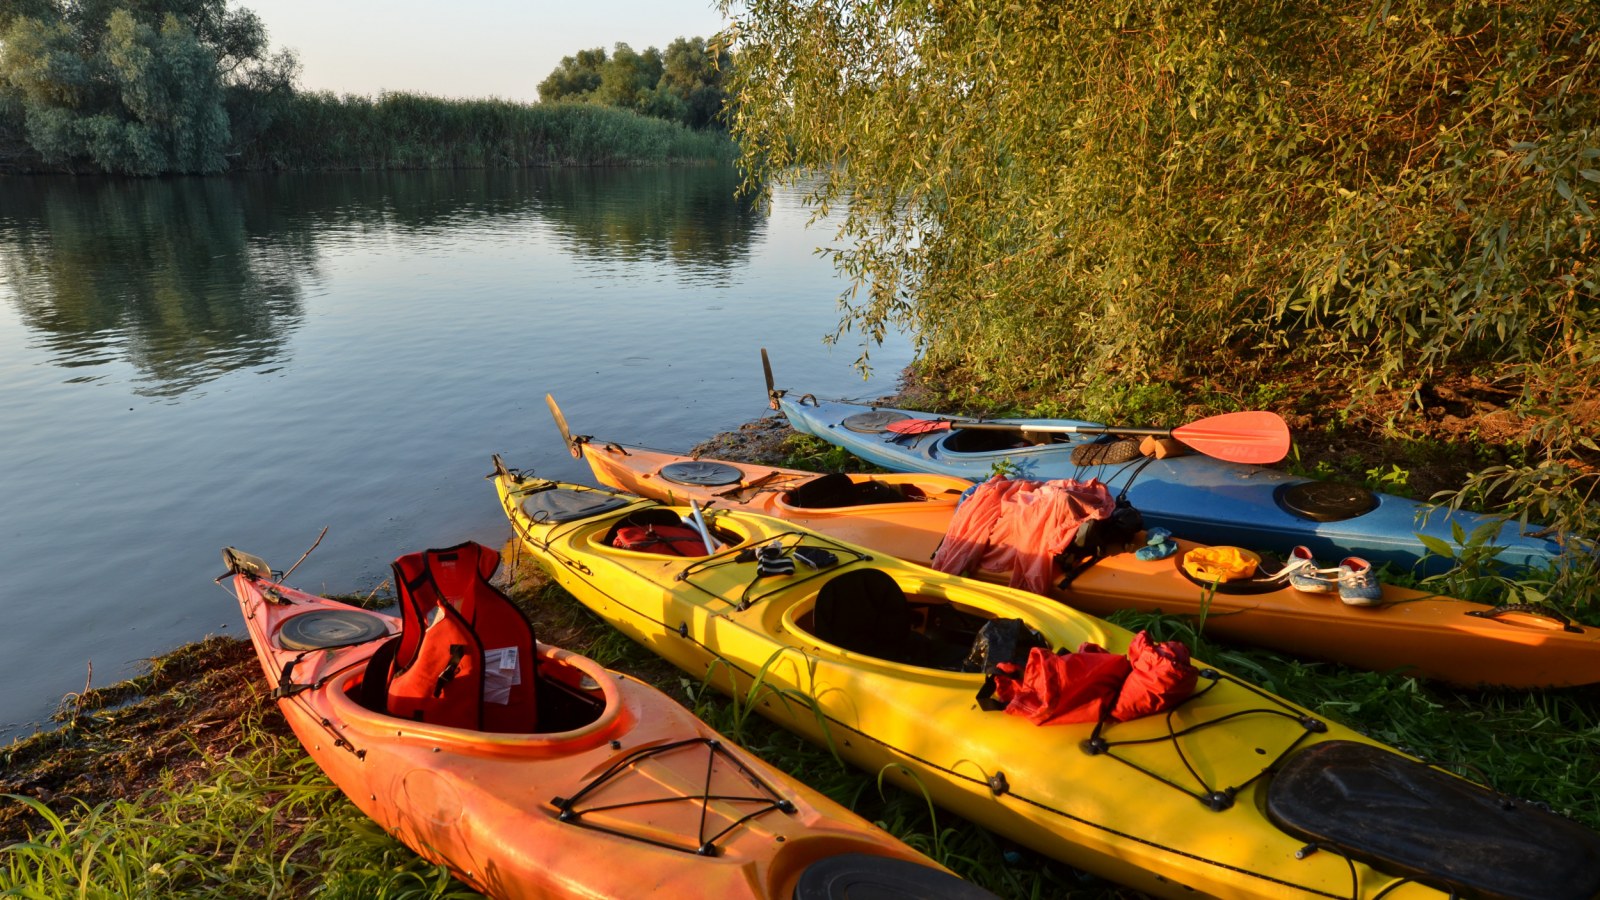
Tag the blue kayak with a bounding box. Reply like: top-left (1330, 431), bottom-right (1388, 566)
top-left (774, 393), bottom-right (1574, 576)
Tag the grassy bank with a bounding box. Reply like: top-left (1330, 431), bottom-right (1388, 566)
top-left (0, 576), bottom-right (1062, 898)
top-left (237, 93), bottom-right (737, 172)
top-left (3, 420), bottom-right (1598, 898)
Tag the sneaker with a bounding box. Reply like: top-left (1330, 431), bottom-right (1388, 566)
top-left (756, 541), bottom-right (795, 577)
top-left (1336, 557), bottom-right (1382, 606)
top-left (1280, 545), bottom-right (1337, 593)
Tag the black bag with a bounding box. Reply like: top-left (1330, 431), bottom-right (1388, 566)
top-left (1055, 500), bottom-right (1145, 584)
top-left (966, 618), bottom-right (1052, 710)
top-left (964, 617), bottom-right (1050, 673)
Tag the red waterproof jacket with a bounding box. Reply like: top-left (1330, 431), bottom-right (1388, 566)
top-left (933, 476), bottom-right (1116, 593)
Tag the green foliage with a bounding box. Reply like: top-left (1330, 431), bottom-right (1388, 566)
top-left (0, 0), bottom-right (295, 174)
top-left (538, 37), bottom-right (733, 131)
top-left (780, 433), bottom-right (874, 472)
top-left (725, 0), bottom-right (1598, 389)
top-left (0, 10), bottom-right (732, 172)
top-left (240, 91), bottom-right (736, 171)
top-left (986, 457), bottom-right (1020, 479)
top-left (595, 43), bottom-right (664, 113)
top-left (722, 0), bottom-right (1598, 565)
top-left (538, 47), bottom-right (608, 102)
top-left (661, 37), bottom-right (733, 130)
top-left (1364, 462), bottom-right (1412, 494)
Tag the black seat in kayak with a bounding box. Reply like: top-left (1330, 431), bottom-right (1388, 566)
top-left (813, 569), bottom-right (913, 663)
top-left (786, 472), bottom-right (906, 509)
top-left (1266, 740), bottom-right (1600, 900)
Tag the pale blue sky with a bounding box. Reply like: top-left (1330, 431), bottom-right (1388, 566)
top-left (243, 0), bottom-right (731, 103)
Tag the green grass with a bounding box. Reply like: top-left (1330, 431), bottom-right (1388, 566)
top-left (779, 433), bottom-right (879, 473)
top-left (1, 717), bottom-right (470, 898)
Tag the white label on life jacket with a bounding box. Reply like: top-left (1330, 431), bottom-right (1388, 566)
top-left (482, 646), bottom-right (522, 704)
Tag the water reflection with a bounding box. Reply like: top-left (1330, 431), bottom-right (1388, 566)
top-left (0, 166), bottom-right (764, 397)
top-left (534, 166), bottom-right (764, 280)
top-left (0, 177), bottom-right (312, 397)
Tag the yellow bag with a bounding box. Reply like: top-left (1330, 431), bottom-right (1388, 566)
top-left (1181, 546), bottom-right (1260, 582)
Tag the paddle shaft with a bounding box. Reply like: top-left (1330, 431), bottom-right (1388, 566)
top-left (951, 422), bottom-right (1171, 437)
top-left (687, 500), bottom-right (719, 554)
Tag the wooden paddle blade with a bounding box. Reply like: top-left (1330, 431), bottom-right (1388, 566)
top-left (761, 348), bottom-right (779, 409)
top-left (884, 418), bottom-right (954, 435)
top-left (545, 394), bottom-right (582, 459)
top-left (1171, 411), bottom-right (1291, 464)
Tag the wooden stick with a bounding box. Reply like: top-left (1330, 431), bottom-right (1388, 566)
top-left (281, 526), bottom-right (329, 582)
top-left (715, 469), bottom-right (782, 497)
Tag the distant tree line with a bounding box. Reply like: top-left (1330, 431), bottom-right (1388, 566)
top-left (538, 37), bottom-right (732, 131)
top-left (0, 1), bottom-right (733, 175)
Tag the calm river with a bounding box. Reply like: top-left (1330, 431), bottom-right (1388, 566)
top-left (0, 167), bottom-right (912, 742)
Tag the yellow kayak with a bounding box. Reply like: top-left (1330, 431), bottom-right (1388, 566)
top-left (567, 430), bottom-right (1600, 689)
top-left (491, 460), bottom-right (1600, 900)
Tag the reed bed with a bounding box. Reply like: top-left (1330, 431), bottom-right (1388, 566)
top-left (239, 92), bottom-right (737, 172)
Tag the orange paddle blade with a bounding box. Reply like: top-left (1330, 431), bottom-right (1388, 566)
top-left (1170, 411), bottom-right (1290, 464)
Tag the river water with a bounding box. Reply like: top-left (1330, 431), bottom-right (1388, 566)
top-left (0, 167), bottom-right (912, 742)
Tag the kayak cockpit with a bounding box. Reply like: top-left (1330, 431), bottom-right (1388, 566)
top-left (598, 507), bottom-right (747, 557)
top-left (329, 540), bottom-right (629, 744)
top-left (777, 472), bottom-right (921, 509)
top-left (788, 568), bottom-right (1024, 672)
top-left (330, 643), bottom-right (631, 749)
top-left (941, 427), bottom-right (1066, 452)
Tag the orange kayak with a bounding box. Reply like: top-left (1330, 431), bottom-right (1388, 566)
top-left (579, 438), bottom-right (970, 566)
top-left (221, 545), bottom-right (987, 900)
top-left (571, 436), bottom-right (1600, 689)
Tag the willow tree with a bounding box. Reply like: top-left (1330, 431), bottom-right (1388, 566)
top-left (721, 2), bottom-right (1597, 399)
top-left (723, 0), bottom-right (1598, 582)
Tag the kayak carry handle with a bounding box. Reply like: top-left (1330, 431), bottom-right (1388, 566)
top-left (1465, 603), bottom-right (1583, 633)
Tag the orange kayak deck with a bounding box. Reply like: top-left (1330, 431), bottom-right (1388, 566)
top-left (227, 562), bottom-right (978, 899)
top-left (581, 441), bottom-right (964, 564)
top-left (579, 442), bottom-right (1600, 689)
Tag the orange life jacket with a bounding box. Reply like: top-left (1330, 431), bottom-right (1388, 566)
top-left (386, 541), bottom-right (538, 732)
